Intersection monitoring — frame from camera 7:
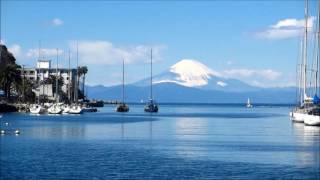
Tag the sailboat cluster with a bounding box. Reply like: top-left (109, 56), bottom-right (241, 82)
top-left (290, 0), bottom-right (320, 126)
top-left (29, 44), bottom-right (95, 115)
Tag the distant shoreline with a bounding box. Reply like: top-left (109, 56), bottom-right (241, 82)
top-left (106, 102), bottom-right (295, 107)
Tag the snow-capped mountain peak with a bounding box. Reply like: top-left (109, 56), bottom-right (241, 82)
top-left (165, 59), bottom-right (221, 87)
top-left (135, 59), bottom-right (256, 92)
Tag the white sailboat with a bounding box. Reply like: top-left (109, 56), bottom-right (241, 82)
top-left (30, 104), bottom-right (46, 114)
top-left (68, 42), bottom-right (83, 114)
top-left (48, 48), bottom-right (62, 114)
top-left (61, 50), bottom-right (72, 114)
top-left (30, 41), bottom-right (46, 114)
top-left (290, 0), bottom-right (320, 126)
top-left (68, 104), bottom-right (83, 114)
top-left (246, 98), bottom-right (253, 108)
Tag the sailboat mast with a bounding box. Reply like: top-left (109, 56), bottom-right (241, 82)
top-left (315, 0), bottom-right (320, 95)
top-left (56, 48), bottom-right (59, 103)
top-left (75, 41), bottom-right (79, 104)
top-left (37, 40), bottom-right (41, 104)
top-left (303, 0), bottom-right (309, 101)
top-left (150, 48), bottom-right (153, 100)
top-left (122, 59), bottom-right (125, 103)
top-left (68, 50), bottom-right (71, 102)
top-left (299, 36), bottom-right (304, 105)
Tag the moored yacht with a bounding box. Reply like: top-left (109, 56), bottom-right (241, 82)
top-left (29, 104), bottom-right (46, 114)
top-left (290, 0), bottom-right (320, 126)
top-left (48, 103), bottom-right (62, 114)
top-left (61, 104), bottom-right (70, 114)
top-left (144, 49), bottom-right (158, 113)
top-left (116, 59), bottom-right (129, 112)
top-left (68, 104), bottom-right (83, 114)
top-left (47, 49), bottom-right (63, 114)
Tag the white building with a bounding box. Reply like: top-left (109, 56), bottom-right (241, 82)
top-left (21, 60), bottom-right (78, 102)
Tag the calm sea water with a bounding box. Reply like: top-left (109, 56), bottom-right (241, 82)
top-left (0, 104), bottom-right (319, 179)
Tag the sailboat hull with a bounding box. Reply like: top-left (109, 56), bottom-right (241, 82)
top-left (144, 104), bottom-right (158, 112)
top-left (304, 114), bottom-right (320, 126)
top-left (29, 105), bottom-right (46, 114)
top-left (116, 104), bottom-right (129, 112)
top-left (68, 105), bottom-right (83, 114)
top-left (48, 104), bottom-right (62, 114)
top-left (290, 112), bottom-right (305, 123)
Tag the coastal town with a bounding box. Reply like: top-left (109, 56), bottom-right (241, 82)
top-left (0, 44), bottom-right (102, 114)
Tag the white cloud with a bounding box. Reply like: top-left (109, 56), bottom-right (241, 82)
top-left (223, 68), bottom-right (281, 81)
top-left (69, 40), bottom-right (166, 65)
top-left (26, 48), bottom-right (64, 59)
top-left (0, 39), bottom-right (5, 45)
top-left (45, 18), bottom-right (63, 27)
top-left (221, 68), bottom-right (282, 88)
top-left (226, 60), bottom-right (233, 65)
top-left (256, 16), bottom-right (315, 39)
top-left (8, 44), bottom-right (22, 58)
top-left (217, 81), bottom-right (227, 87)
top-left (51, 18), bottom-right (63, 26)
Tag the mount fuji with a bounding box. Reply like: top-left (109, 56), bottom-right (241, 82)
top-left (87, 60), bottom-right (296, 103)
top-left (134, 59), bottom-right (258, 92)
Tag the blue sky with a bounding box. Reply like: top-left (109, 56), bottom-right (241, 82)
top-left (1, 0), bottom-right (318, 87)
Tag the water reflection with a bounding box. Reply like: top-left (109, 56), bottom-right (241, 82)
top-left (29, 123), bottom-right (86, 140)
top-left (292, 123), bottom-right (320, 167)
top-left (171, 117), bottom-right (210, 159)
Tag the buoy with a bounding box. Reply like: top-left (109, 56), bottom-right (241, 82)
top-left (14, 129), bottom-right (20, 134)
top-left (0, 130), bottom-right (5, 134)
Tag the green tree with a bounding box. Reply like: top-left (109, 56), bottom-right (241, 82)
top-left (0, 45), bottom-right (24, 101)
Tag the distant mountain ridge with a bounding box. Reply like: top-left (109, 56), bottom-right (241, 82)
top-left (87, 83), bottom-right (296, 104)
top-left (87, 59), bottom-right (296, 104)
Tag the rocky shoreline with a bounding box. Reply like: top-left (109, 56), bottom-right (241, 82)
top-left (0, 103), bottom-right (18, 113)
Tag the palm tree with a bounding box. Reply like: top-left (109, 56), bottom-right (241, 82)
top-left (0, 64), bottom-right (21, 100)
top-left (0, 44), bottom-right (22, 101)
top-left (77, 66), bottom-right (88, 100)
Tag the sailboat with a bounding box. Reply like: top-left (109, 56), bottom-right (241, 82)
top-left (30, 41), bottom-right (46, 114)
top-left (144, 49), bottom-right (158, 112)
top-left (61, 50), bottom-right (71, 114)
top-left (246, 98), bottom-right (253, 108)
top-left (48, 48), bottom-right (62, 114)
top-left (68, 42), bottom-right (83, 114)
top-left (290, 0), bottom-right (320, 126)
top-left (116, 59), bottom-right (129, 112)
